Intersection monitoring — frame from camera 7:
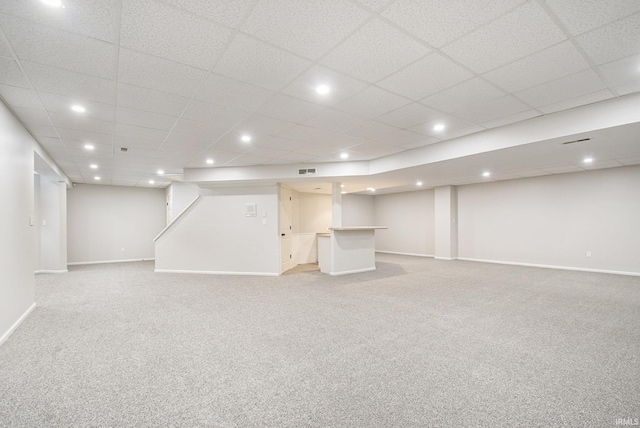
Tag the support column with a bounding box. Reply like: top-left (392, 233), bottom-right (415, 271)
top-left (332, 182), bottom-right (342, 228)
top-left (434, 185), bottom-right (458, 260)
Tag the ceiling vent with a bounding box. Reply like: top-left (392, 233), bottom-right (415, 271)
top-left (561, 138), bottom-right (591, 145)
top-left (120, 147), bottom-right (129, 152)
top-left (298, 168), bottom-right (316, 175)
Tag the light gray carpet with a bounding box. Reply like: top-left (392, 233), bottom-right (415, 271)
top-left (1, 254), bottom-right (639, 427)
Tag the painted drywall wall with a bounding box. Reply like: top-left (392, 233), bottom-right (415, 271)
top-left (457, 166), bottom-right (640, 274)
top-left (342, 194), bottom-right (375, 226)
top-left (155, 186), bottom-right (280, 275)
top-left (293, 192), bottom-right (332, 233)
top-left (374, 190), bottom-right (435, 256)
top-left (67, 184), bottom-right (165, 264)
top-left (0, 101), bottom-right (35, 343)
top-left (166, 182), bottom-right (200, 224)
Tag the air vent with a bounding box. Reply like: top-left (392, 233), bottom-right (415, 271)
top-left (298, 168), bottom-right (317, 175)
top-left (120, 147), bottom-right (129, 152)
top-left (561, 138), bottom-right (591, 145)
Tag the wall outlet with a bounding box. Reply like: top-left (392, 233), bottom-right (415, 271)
top-left (586, 251), bottom-right (591, 257)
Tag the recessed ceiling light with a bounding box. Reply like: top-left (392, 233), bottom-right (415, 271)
top-left (340, 184), bottom-right (344, 188)
top-left (94, 176), bottom-right (100, 181)
top-left (90, 164), bottom-right (98, 169)
top-left (340, 153), bottom-right (349, 159)
top-left (433, 123), bottom-right (445, 131)
top-left (316, 84), bottom-right (330, 95)
top-left (482, 171), bottom-right (491, 177)
top-left (583, 157), bottom-right (594, 163)
top-left (71, 105), bottom-right (85, 113)
top-left (241, 135), bottom-right (251, 142)
top-left (157, 169), bottom-right (164, 175)
top-left (416, 181), bottom-right (423, 186)
top-left (84, 144), bottom-right (94, 150)
top-left (341, 191), bottom-right (346, 194)
top-left (206, 159), bottom-right (214, 165)
top-left (149, 180), bottom-right (155, 184)
top-left (367, 187), bottom-right (376, 192)
top-left (41, 0), bottom-right (63, 7)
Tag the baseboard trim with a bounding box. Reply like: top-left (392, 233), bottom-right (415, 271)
top-left (376, 251), bottom-right (434, 258)
top-left (457, 257), bottom-right (640, 277)
top-left (434, 256), bottom-right (457, 261)
top-left (68, 258), bottom-right (155, 266)
top-left (329, 267), bottom-right (376, 276)
top-left (35, 270), bottom-right (68, 274)
top-left (154, 269), bottom-right (279, 277)
top-left (0, 303), bottom-right (36, 348)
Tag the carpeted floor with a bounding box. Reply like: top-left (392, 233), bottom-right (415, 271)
top-left (1, 254), bottom-right (639, 427)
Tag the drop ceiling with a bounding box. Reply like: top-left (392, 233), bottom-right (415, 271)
top-left (0, 0), bottom-right (639, 191)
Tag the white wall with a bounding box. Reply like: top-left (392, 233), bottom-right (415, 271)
top-left (166, 182), bottom-right (200, 224)
top-left (374, 190), bottom-right (435, 256)
top-left (457, 166), bottom-right (640, 274)
top-left (38, 177), bottom-right (67, 271)
top-left (67, 184), bottom-right (165, 264)
top-left (293, 191), bottom-right (332, 233)
top-left (342, 194), bottom-right (375, 226)
top-left (155, 186), bottom-right (280, 275)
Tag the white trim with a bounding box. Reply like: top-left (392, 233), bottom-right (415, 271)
top-left (0, 303), bottom-right (36, 348)
top-left (457, 257), bottom-right (640, 277)
top-left (434, 256), bottom-right (457, 261)
top-left (376, 251), bottom-right (434, 258)
top-left (35, 270), bottom-right (68, 274)
top-left (154, 269), bottom-right (279, 277)
top-left (154, 195), bottom-right (201, 242)
top-left (68, 258), bottom-right (154, 266)
top-left (329, 267), bottom-right (376, 276)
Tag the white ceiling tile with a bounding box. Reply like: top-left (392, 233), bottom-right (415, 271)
top-left (482, 41), bottom-right (591, 93)
top-left (597, 54), bottom-right (640, 87)
top-left (257, 94), bottom-right (325, 124)
top-left (120, 0), bottom-right (231, 70)
top-left (22, 61), bottom-right (115, 103)
top-left (169, 118), bottom-right (230, 140)
top-left (115, 123), bottom-right (169, 142)
top-left (39, 93), bottom-right (115, 121)
top-left (320, 134), bottom-right (370, 149)
top-left (209, 138), bottom-right (251, 154)
top-left (453, 95), bottom-right (530, 124)
top-left (409, 115), bottom-right (479, 137)
top-left (545, 0), bottom-right (640, 36)
top-left (296, 143), bottom-right (345, 157)
top-left (437, 124), bottom-right (485, 140)
top-left (162, 133), bottom-right (211, 151)
top-left (0, 57), bottom-right (30, 88)
top-left (376, 103), bottom-right (444, 129)
top-left (398, 136), bottom-right (440, 150)
top-left (583, 160), bottom-right (624, 170)
top-left (37, 136), bottom-right (65, 149)
top-left (614, 80), bottom-right (640, 96)
top-left (0, 84), bottom-right (43, 109)
top-left (12, 106), bottom-right (52, 127)
top-left (421, 78), bottom-right (505, 115)
top-left (480, 109), bottom-right (541, 129)
top-left (277, 125), bottom-right (337, 145)
top-left (116, 83), bottom-right (188, 117)
top-left (342, 120), bottom-right (400, 142)
top-left (378, 52), bottom-right (474, 100)
top-left (0, 32), bottom-right (13, 58)
top-left (0, 14), bottom-right (115, 79)
top-left (224, 154), bottom-right (272, 167)
top-left (541, 165), bottom-right (585, 174)
top-left (442, 2), bottom-right (566, 73)
top-left (537, 89), bottom-right (615, 114)
top-left (270, 151), bottom-right (316, 163)
top-left (0, 0), bottom-right (115, 42)
top-left (214, 34), bottom-right (312, 91)
top-left (333, 86), bottom-right (410, 119)
top-left (382, 0), bottom-right (525, 47)
top-left (113, 134), bottom-right (163, 151)
top-left (383, 129), bottom-right (434, 146)
top-left (117, 48), bottom-right (207, 97)
top-left (349, 140), bottom-right (406, 156)
top-left (239, 145), bottom-right (290, 160)
top-left (353, 0), bottom-right (390, 12)
top-left (281, 66), bottom-right (369, 106)
top-left (576, 13), bottom-right (640, 64)
top-left (242, 0), bottom-right (370, 60)
top-left (193, 73), bottom-right (274, 112)
top-left (321, 18), bottom-right (431, 83)
top-left (181, 99), bottom-right (250, 126)
top-left (618, 155), bottom-right (640, 166)
top-left (57, 128), bottom-right (113, 146)
top-left (115, 106), bottom-right (176, 131)
top-left (49, 111), bottom-right (113, 134)
top-left (252, 135), bottom-right (308, 152)
top-left (231, 114), bottom-right (297, 138)
top-left (162, 0), bottom-right (254, 28)
top-left (187, 150), bottom-right (240, 167)
top-left (515, 69), bottom-right (607, 108)
top-left (302, 108), bottom-right (365, 133)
